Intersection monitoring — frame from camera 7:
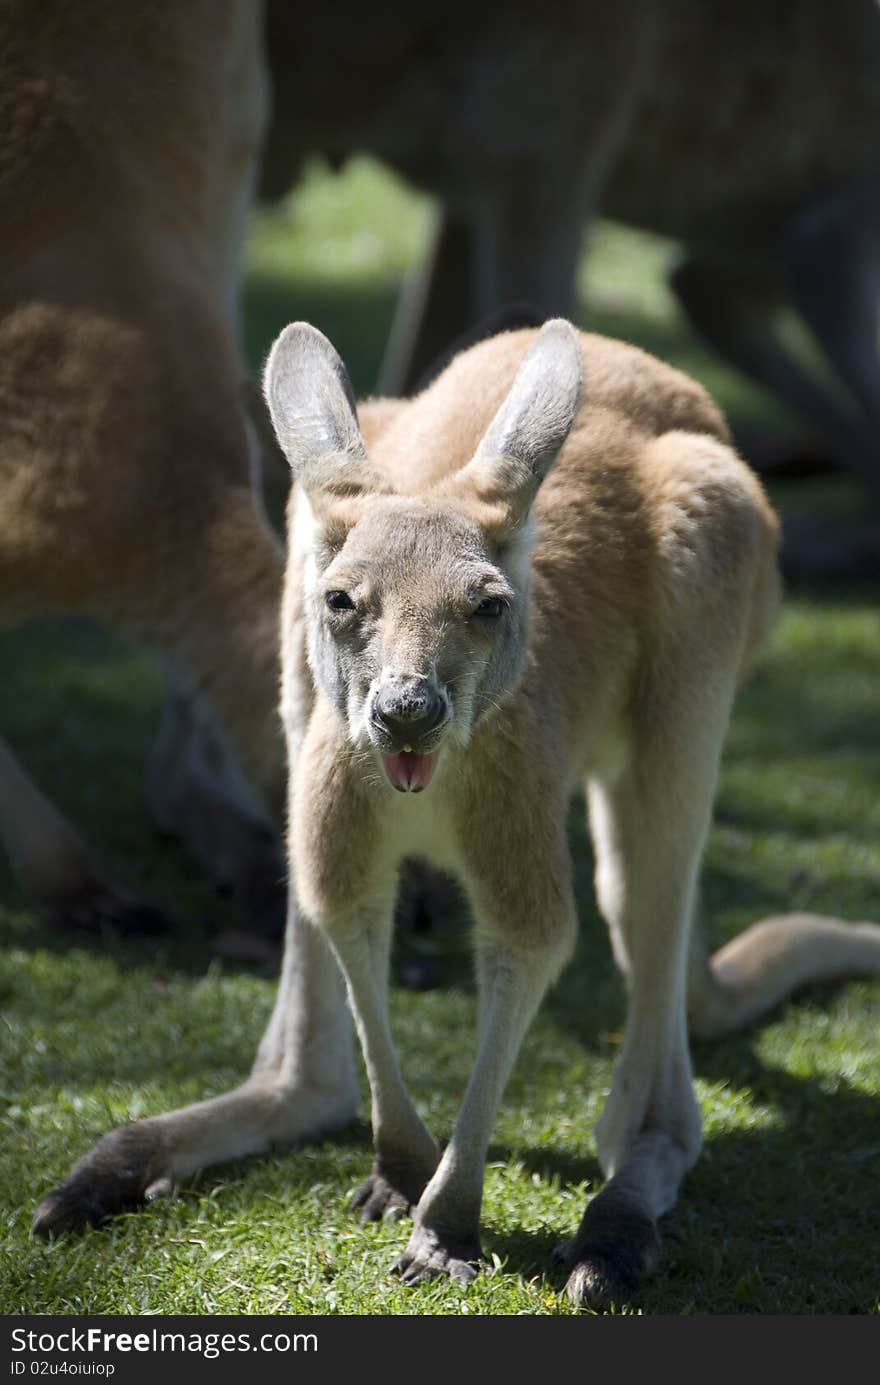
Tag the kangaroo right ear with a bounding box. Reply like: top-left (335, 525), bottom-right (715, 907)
top-left (263, 323), bottom-right (392, 514)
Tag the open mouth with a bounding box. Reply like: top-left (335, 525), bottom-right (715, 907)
top-left (380, 748), bottom-right (440, 793)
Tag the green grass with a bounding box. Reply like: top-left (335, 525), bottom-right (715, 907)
top-left (2, 158), bottom-right (879, 1316)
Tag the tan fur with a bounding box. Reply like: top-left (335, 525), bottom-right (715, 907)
top-left (0, 1), bottom-right (286, 920)
top-left (31, 315), bottom-right (880, 1304)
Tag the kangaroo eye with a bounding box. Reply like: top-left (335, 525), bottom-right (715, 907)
top-left (473, 596), bottom-right (505, 619)
top-left (325, 590), bottom-right (355, 612)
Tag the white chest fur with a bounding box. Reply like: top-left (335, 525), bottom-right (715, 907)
top-left (376, 769), bottom-right (462, 876)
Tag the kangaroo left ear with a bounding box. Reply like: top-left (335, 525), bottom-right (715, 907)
top-left (263, 322), bottom-right (393, 509)
top-left (445, 319), bottom-right (582, 535)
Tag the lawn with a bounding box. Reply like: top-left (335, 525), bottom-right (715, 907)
top-left (1, 159), bottom-right (878, 1316)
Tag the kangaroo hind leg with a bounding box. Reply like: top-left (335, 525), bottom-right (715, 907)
top-left (563, 437), bottom-right (763, 1307)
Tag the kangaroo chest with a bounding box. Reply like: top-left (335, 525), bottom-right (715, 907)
top-left (378, 776), bottom-right (462, 876)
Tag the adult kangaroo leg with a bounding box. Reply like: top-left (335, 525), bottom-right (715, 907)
top-left (378, 209), bottom-right (475, 398)
top-left (378, 195), bottom-right (578, 400)
top-left (470, 163), bottom-right (590, 330)
top-left (782, 180), bottom-right (880, 506)
top-left (671, 248), bottom-right (880, 579)
top-left (670, 253), bottom-right (864, 474)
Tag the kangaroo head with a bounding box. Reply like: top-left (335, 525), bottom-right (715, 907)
top-left (264, 319), bottom-right (581, 792)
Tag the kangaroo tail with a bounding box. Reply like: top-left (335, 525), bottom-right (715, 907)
top-left (687, 912), bottom-right (880, 1040)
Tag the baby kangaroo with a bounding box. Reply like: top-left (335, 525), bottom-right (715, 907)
top-left (262, 319), bottom-right (880, 1303)
top-left (34, 320), bottom-right (880, 1307)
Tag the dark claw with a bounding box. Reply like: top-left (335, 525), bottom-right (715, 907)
top-left (391, 1225), bottom-right (483, 1286)
top-left (32, 1121), bottom-right (170, 1237)
top-left (351, 1168), bottom-right (421, 1224)
top-left (560, 1187), bottom-right (660, 1309)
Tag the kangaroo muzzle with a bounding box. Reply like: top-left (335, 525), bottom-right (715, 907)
top-left (369, 678), bottom-right (448, 792)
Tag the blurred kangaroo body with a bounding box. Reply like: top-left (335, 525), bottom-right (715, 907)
top-left (0, 2), bottom-right (288, 929)
top-left (262, 0), bottom-right (880, 515)
top-left (35, 321), bottom-right (880, 1306)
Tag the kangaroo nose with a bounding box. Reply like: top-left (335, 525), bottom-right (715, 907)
top-left (371, 685), bottom-right (446, 744)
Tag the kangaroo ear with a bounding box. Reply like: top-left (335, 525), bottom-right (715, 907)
top-left (448, 319), bottom-right (582, 535)
top-left (262, 322), bottom-right (392, 514)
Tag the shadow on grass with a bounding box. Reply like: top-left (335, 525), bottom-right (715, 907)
top-left (76, 1045), bottom-right (873, 1314)
top-left (480, 1050), bottom-right (880, 1312)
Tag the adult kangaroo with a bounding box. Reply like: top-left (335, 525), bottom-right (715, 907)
top-left (34, 320), bottom-right (880, 1306)
top-left (261, 0), bottom-right (880, 525)
top-left (0, 1), bottom-right (286, 932)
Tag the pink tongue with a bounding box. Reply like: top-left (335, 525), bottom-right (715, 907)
top-left (381, 750), bottom-right (439, 793)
